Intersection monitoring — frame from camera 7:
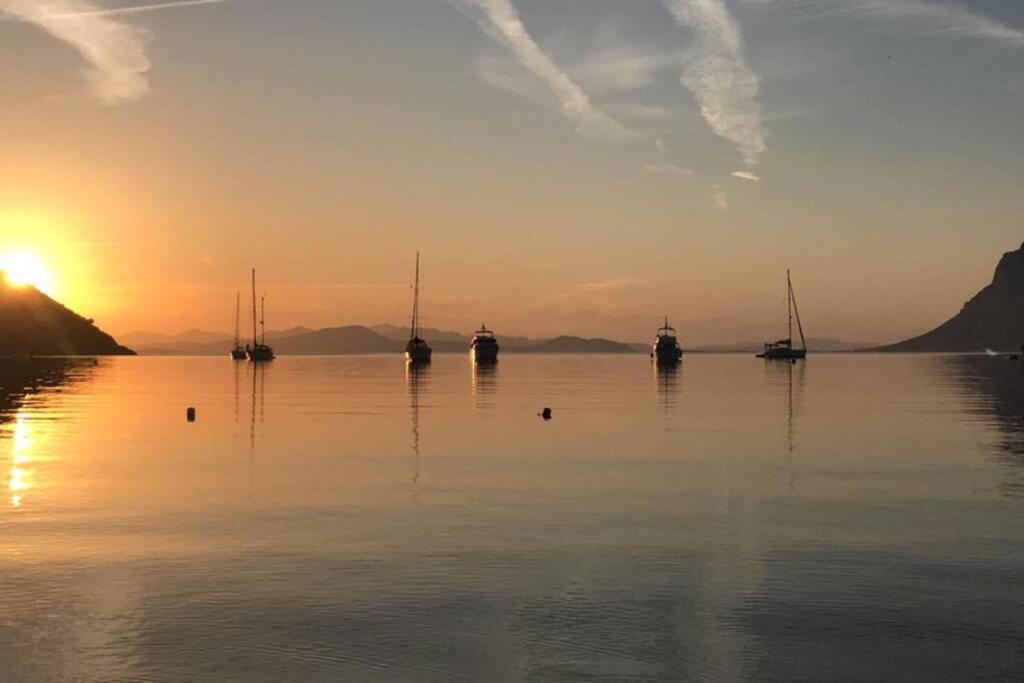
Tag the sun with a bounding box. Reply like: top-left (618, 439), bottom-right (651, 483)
top-left (0, 251), bottom-right (56, 295)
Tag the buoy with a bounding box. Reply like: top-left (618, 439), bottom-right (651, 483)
top-left (541, 407), bottom-right (552, 420)
top-left (187, 407), bottom-right (196, 422)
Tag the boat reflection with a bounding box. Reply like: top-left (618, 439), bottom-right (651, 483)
top-left (406, 363), bottom-right (430, 485)
top-left (471, 359), bottom-right (498, 410)
top-left (248, 360), bottom-right (267, 500)
top-left (653, 361), bottom-right (680, 413)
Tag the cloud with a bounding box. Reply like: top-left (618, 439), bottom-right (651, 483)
top-left (1, 0), bottom-right (151, 102)
top-left (661, 0), bottom-right (767, 167)
top-left (655, 138), bottom-right (668, 155)
top-left (0, 0), bottom-right (230, 103)
top-left (731, 170), bottom-right (760, 181)
top-left (450, 0), bottom-right (635, 141)
top-left (568, 44), bottom-right (686, 94)
top-left (747, 0), bottom-right (1024, 48)
top-left (643, 164), bottom-right (693, 176)
top-left (711, 183), bottom-right (728, 209)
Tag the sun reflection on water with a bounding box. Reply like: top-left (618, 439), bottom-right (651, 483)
top-left (9, 412), bottom-right (33, 508)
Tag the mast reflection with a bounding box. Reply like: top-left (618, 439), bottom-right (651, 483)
top-left (406, 362), bottom-right (430, 486)
top-left (248, 360), bottom-right (267, 499)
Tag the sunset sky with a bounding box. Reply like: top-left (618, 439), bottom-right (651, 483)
top-left (1, 0), bottom-right (1021, 345)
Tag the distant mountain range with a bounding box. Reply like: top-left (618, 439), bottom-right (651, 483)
top-left (0, 278), bottom-right (134, 356)
top-left (689, 337), bottom-right (874, 353)
top-left (125, 324), bottom-right (643, 356)
top-left (873, 242), bottom-right (1024, 352)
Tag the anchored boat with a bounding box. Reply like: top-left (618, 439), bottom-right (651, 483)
top-left (651, 316), bottom-right (683, 365)
top-left (757, 269), bottom-right (807, 360)
top-left (470, 324), bottom-right (499, 363)
top-left (245, 268), bottom-right (275, 362)
top-left (405, 252), bottom-right (432, 364)
top-left (230, 290), bottom-right (246, 359)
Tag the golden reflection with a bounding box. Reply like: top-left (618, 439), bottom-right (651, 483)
top-left (9, 412), bottom-right (34, 508)
top-left (471, 359), bottom-right (497, 409)
top-left (653, 361), bottom-right (680, 414)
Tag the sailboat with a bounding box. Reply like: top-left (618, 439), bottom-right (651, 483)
top-left (245, 268), bottom-right (275, 362)
top-left (757, 269), bottom-right (807, 360)
top-left (405, 252), bottom-right (432, 364)
top-left (230, 291), bottom-right (246, 359)
top-left (651, 316), bottom-right (683, 365)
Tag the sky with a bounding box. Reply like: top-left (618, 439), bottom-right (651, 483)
top-left (0, 0), bottom-right (1021, 345)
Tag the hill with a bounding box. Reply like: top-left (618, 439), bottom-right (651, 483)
top-left (526, 336), bottom-right (638, 354)
top-left (689, 337), bottom-right (874, 354)
top-left (873, 242), bottom-right (1024, 352)
top-left (0, 277), bottom-right (134, 356)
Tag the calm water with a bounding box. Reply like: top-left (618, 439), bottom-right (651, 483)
top-left (1, 354), bottom-right (1022, 681)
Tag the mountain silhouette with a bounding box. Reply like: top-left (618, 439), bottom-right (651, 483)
top-left (526, 336), bottom-right (636, 354)
top-left (0, 277), bottom-right (134, 356)
top-left (874, 242), bottom-right (1024, 352)
top-left (127, 324), bottom-right (645, 355)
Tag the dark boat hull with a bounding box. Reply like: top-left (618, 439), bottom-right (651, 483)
top-left (246, 345), bottom-right (275, 362)
top-left (471, 344), bottom-right (499, 363)
top-left (757, 348), bottom-right (806, 360)
top-left (652, 348), bottom-right (683, 365)
top-left (230, 347), bottom-right (246, 360)
top-left (406, 338), bottom-right (432, 364)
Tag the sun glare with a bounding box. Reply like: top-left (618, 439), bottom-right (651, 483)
top-left (0, 251), bottom-right (56, 295)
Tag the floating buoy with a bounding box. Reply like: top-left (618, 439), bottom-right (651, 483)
top-left (187, 407), bottom-right (196, 422)
top-left (540, 407), bottom-right (552, 420)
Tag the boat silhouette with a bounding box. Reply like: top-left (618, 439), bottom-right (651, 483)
top-left (651, 316), bottom-right (683, 365)
top-left (758, 270), bottom-right (807, 360)
top-left (245, 268), bottom-right (275, 362)
top-left (405, 252), bottom-right (431, 364)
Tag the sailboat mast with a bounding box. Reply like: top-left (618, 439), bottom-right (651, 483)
top-left (234, 291), bottom-right (241, 346)
top-left (787, 269), bottom-right (793, 344)
top-left (251, 268), bottom-right (258, 346)
top-left (260, 295), bottom-right (266, 345)
top-left (790, 272), bottom-right (807, 351)
top-left (410, 251), bottom-right (420, 339)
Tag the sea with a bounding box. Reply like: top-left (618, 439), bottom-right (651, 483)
top-left (1, 354), bottom-right (1022, 681)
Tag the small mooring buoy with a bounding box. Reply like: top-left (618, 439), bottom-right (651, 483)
top-left (187, 407), bottom-right (196, 422)
top-left (540, 407), bottom-right (552, 420)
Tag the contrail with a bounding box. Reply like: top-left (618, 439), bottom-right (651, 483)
top-left (662, 0), bottom-right (767, 167)
top-left (450, 0), bottom-right (634, 142)
top-left (745, 0), bottom-right (1024, 49)
top-left (47, 0), bottom-right (232, 18)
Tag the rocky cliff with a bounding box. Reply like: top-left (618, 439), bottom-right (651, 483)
top-left (874, 243), bottom-right (1024, 352)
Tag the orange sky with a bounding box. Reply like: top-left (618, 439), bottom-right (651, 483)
top-left (1, 0), bottom-right (1022, 345)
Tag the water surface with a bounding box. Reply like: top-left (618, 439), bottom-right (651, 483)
top-left (1, 354), bottom-right (1022, 680)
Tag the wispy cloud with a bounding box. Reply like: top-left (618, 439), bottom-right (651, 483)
top-left (0, 0), bottom-right (231, 103)
top-left (450, 0), bottom-right (634, 141)
top-left (569, 43), bottom-right (686, 94)
top-left (643, 164), bottom-right (693, 176)
top-left (1, 0), bottom-right (151, 102)
top-left (748, 0), bottom-right (1024, 48)
top-left (662, 0), bottom-right (767, 167)
top-left (711, 183), bottom-right (728, 209)
top-left (731, 170), bottom-right (760, 181)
